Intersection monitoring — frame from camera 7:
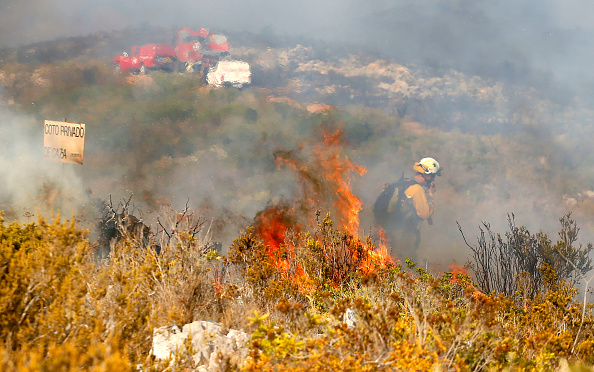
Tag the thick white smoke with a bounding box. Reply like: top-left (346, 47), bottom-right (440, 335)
top-left (0, 107), bottom-right (89, 221)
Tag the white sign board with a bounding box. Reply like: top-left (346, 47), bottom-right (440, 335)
top-left (43, 120), bottom-right (85, 165)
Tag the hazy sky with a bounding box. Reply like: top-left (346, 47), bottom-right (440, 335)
top-left (3, 0), bottom-right (594, 96)
top-left (3, 0), bottom-right (593, 48)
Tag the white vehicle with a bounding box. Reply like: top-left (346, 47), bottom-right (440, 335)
top-left (206, 60), bottom-right (251, 88)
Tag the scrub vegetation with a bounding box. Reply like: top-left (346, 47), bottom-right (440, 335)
top-left (1, 30), bottom-right (594, 370)
top-left (0, 212), bottom-right (593, 371)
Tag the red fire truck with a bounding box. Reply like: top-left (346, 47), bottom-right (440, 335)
top-left (113, 43), bottom-right (176, 74)
top-left (174, 27), bottom-right (208, 73)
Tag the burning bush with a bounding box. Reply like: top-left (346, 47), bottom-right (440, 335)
top-left (228, 210), bottom-right (388, 309)
top-left (242, 245), bottom-right (594, 371)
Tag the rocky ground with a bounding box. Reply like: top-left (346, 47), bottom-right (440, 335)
top-left (152, 321), bottom-right (249, 371)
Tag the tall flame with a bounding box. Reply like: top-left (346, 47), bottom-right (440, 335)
top-left (315, 129), bottom-right (367, 234)
top-left (253, 127), bottom-right (390, 290)
top-left (274, 128), bottom-right (367, 233)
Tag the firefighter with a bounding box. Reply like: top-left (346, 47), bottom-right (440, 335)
top-left (378, 157), bottom-right (441, 264)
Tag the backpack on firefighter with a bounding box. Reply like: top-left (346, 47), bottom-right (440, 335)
top-left (372, 175), bottom-right (419, 226)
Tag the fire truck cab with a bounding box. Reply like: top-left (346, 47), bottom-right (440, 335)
top-left (174, 27), bottom-right (208, 73)
top-left (113, 43), bottom-right (176, 74)
top-left (203, 34), bottom-right (230, 57)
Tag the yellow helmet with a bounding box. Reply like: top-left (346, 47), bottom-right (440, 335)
top-left (413, 157), bottom-right (441, 175)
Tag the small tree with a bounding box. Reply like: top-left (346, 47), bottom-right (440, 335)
top-left (461, 213), bottom-right (593, 299)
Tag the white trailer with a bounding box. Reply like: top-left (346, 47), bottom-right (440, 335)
top-left (206, 60), bottom-right (251, 88)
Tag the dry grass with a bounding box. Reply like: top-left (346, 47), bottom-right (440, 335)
top-left (0, 210), bottom-right (593, 371)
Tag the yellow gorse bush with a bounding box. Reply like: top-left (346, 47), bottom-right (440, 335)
top-left (0, 212), bottom-right (221, 371)
top-left (230, 214), bottom-right (594, 371)
top-left (0, 211), bottom-right (593, 371)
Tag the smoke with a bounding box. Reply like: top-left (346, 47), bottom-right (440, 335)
top-left (0, 0), bottom-right (594, 93)
top-left (2, 0), bottom-right (594, 270)
top-left (356, 1), bottom-right (594, 100)
top-left (0, 107), bottom-right (90, 221)
top-left (3, 0), bottom-right (594, 96)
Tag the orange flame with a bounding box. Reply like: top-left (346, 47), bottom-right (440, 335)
top-left (315, 129), bottom-right (367, 234)
top-left (448, 264), bottom-right (468, 284)
top-left (445, 264), bottom-right (479, 293)
top-left (254, 205), bottom-right (297, 254)
top-left (253, 127), bottom-right (391, 291)
top-left (253, 204), bottom-right (313, 291)
top-left (373, 226), bottom-right (396, 265)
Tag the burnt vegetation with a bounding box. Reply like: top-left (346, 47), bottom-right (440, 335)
top-left (1, 26), bottom-right (594, 370)
top-left (461, 213), bottom-right (594, 301)
top-left (96, 195), bottom-right (155, 258)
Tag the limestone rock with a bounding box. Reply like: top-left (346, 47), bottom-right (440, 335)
top-left (152, 320), bottom-right (249, 371)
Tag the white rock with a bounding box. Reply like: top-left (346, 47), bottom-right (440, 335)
top-left (344, 308), bottom-right (357, 329)
top-left (151, 321), bottom-right (249, 371)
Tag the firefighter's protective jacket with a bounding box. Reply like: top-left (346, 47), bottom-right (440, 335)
top-left (387, 183), bottom-right (434, 224)
top-left (404, 183), bottom-right (434, 219)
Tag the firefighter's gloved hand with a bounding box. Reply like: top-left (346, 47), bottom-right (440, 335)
top-left (427, 216), bottom-right (433, 225)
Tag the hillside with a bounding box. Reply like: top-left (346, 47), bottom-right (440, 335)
top-left (2, 26), bottom-right (594, 259)
top-left (1, 26), bottom-right (594, 371)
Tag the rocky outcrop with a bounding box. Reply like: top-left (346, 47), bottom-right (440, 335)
top-left (152, 320), bottom-right (250, 371)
